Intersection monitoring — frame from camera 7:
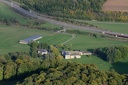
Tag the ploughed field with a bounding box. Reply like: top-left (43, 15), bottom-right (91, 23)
top-left (102, 0), bottom-right (128, 12)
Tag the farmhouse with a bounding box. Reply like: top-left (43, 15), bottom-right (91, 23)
top-left (62, 51), bottom-right (92, 59)
top-left (19, 35), bottom-right (42, 44)
top-left (37, 49), bottom-right (48, 55)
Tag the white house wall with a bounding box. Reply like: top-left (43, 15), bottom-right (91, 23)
top-left (65, 55), bottom-right (71, 59)
top-left (75, 55), bottom-right (81, 58)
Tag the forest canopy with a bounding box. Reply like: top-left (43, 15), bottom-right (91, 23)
top-left (16, 62), bottom-right (128, 85)
top-left (14, 0), bottom-right (128, 22)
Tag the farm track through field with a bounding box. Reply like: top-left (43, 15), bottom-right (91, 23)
top-left (62, 33), bottom-right (75, 44)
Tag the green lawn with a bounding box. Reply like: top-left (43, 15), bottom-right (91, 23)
top-left (0, 2), bottom-right (28, 25)
top-left (78, 20), bottom-right (128, 34)
top-left (67, 34), bottom-right (128, 50)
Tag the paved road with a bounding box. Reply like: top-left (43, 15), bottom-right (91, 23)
top-left (0, 0), bottom-right (128, 39)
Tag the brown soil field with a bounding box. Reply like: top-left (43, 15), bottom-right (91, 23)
top-left (102, 0), bottom-right (128, 12)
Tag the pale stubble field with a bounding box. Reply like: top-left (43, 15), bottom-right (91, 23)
top-left (102, 0), bottom-right (128, 12)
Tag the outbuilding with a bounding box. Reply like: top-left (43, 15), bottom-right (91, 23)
top-left (62, 50), bottom-right (92, 59)
top-left (19, 35), bottom-right (42, 44)
top-left (37, 49), bottom-right (48, 55)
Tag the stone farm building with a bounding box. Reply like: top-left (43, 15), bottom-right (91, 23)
top-left (19, 35), bottom-right (42, 44)
top-left (62, 51), bottom-right (92, 59)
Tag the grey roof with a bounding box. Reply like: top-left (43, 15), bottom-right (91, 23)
top-left (64, 52), bottom-right (70, 55)
top-left (21, 35), bottom-right (42, 43)
top-left (38, 50), bottom-right (47, 52)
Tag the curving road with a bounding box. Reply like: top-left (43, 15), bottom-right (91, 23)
top-left (0, 0), bottom-right (128, 39)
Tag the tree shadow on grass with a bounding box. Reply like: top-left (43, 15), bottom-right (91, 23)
top-left (111, 62), bottom-right (128, 74)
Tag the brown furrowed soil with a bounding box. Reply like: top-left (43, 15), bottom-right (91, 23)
top-left (102, 0), bottom-right (128, 12)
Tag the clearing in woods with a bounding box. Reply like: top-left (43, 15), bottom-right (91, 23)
top-left (102, 0), bottom-right (128, 12)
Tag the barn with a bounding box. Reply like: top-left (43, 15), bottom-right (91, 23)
top-left (62, 51), bottom-right (92, 59)
top-left (19, 35), bottom-right (42, 44)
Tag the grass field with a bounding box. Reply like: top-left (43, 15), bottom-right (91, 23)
top-left (0, 2), bottom-right (28, 25)
top-left (67, 34), bottom-right (128, 50)
top-left (64, 56), bottom-right (128, 74)
top-left (64, 56), bottom-right (112, 71)
top-left (77, 20), bottom-right (128, 34)
top-left (40, 33), bottom-right (72, 45)
top-left (0, 25), bottom-right (127, 54)
top-left (0, 25), bottom-right (72, 54)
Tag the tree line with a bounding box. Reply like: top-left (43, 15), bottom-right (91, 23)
top-left (0, 18), bottom-right (19, 25)
top-left (54, 18), bottom-right (97, 27)
top-left (94, 46), bottom-right (128, 63)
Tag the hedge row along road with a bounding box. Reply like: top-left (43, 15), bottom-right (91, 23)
top-left (0, 0), bottom-right (128, 39)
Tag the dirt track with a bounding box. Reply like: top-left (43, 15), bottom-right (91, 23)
top-left (102, 0), bottom-right (128, 12)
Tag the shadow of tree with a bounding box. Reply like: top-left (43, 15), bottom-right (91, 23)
top-left (111, 62), bottom-right (128, 74)
top-left (0, 80), bottom-right (18, 85)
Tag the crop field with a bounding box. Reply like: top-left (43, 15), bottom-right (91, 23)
top-left (0, 2), bottom-right (28, 25)
top-left (77, 20), bottom-right (128, 34)
top-left (102, 0), bottom-right (128, 12)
